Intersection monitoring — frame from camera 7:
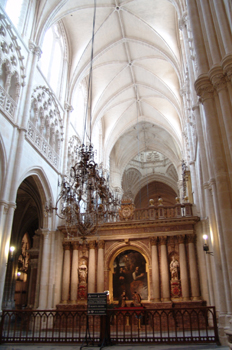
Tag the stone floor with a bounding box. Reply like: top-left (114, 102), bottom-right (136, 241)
top-left (0, 344), bottom-right (230, 350)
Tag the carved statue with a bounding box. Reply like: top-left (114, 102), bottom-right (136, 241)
top-left (170, 256), bottom-right (179, 280)
top-left (78, 260), bottom-right (88, 283)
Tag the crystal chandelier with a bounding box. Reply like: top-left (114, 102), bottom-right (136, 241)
top-left (55, 143), bottom-right (120, 236)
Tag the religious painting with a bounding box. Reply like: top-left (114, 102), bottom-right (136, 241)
top-left (113, 249), bottom-right (148, 301)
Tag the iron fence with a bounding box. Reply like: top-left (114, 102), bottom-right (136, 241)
top-left (0, 306), bottom-right (219, 345)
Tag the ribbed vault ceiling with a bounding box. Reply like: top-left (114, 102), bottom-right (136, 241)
top-left (37, 0), bottom-right (184, 182)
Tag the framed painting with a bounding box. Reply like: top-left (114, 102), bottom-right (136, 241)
top-left (112, 249), bottom-right (148, 301)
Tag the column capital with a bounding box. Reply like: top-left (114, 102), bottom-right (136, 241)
top-left (194, 75), bottom-right (214, 102)
top-left (186, 233), bottom-right (195, 244)
top-left (209, 66), bottom-right (227, 92)
top-left (159, 235), bottom-right (167, 245)
top-left (222, 54), bottom-right (232, 82)
top-left (178, 235), bottom-right (185, 244)
top-left (98, 240), bottom-right (105, 249)
top-left (63, 241), bottom-right (71, 250)
top-left (150, 236), bottom-right (158, 246)
top-left (71, 241), bottom-right (79, 250)
top-left (64, 103), bottom-right (74, 112)
top-left (28, 40), bottom-right (42, 58)
top-left (88, 240), bottom-right (96, 249)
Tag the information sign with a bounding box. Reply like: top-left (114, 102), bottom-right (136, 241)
top-left (87, 293), bottom-right (107, 315)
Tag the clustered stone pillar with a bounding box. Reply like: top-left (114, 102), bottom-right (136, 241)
top-left (88, 240), bottom-right (96, 293)
top-left (150, 237), bottom-right (160, 301)
top-left (159, 236), bottom-right (170, 301)
top-left (178, 235), bottom-right (190, 301)
top-left (70, 242), bottom-right (79, 303)
top-left (97, 241), bottom-right (105, 293)
top-left (61, 242), bottom-right (71, 303)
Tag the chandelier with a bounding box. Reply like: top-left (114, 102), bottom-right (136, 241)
top-left (46, 0), bottom-right (120, 237)
top-left (55, 143), bottom-right (120, 236)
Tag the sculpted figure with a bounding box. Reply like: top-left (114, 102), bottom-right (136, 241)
top-left (79, 260), bottom-right (88, 283)
top-left (170, 256), bottom-right (179, 280)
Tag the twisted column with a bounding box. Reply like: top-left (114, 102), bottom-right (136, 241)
top-left (150, 237), bottom-right (160, 301)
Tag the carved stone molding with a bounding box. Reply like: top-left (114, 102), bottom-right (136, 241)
top-left (159, 235), bottom-right (167, 245)
top-left (98, 240), bottom-right (105, 249)
top-left (194, 76), bottom-right (214, 103)
top-left (186, 234), bottom-right (195, 244)
top-left (63, 241), bottom-right (71, 250)
top-left (178, 235), bottom-right (185, 244)
top-left (88, 240), bottom-right (96, 249)
top-left (150, 236), bottom-right (158, 246)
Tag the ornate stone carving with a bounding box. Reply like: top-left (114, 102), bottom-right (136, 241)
top-left (178, 235), bottom-right (185, 244)
top-left (118, 200), bottom-right (135, 221)
top-left (186, 234), bottom-right (195, 244)
top-left (194, 76), bottom-right (214, 103)
top-left (64, 102), bottom-right (74, 113)
top-left (150, 236), bottom-right (158, 246)
top-left (159, 236), bottom-right (167, 245)
top-left (28, 40), bottom-right (42, 58)
top-left (63, 241), bottom-right (71, 250)
top-left (98, 240), bottom-right (105, 249)
top-left (88, 240), bottom-right (96, 249)
top-left (71, 242), bottom-right (79, 250)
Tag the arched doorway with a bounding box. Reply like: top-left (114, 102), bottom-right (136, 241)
top-left (2, 176), bottom-right (43, 309)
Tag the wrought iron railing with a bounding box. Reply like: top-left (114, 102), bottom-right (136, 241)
top-left (0, 307), bottom-right (219, 344)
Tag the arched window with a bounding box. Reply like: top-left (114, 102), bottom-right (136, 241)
top-left (5, 0), bottom-right (27, 32)
top-left (40, 24), bottom-right (64, 98)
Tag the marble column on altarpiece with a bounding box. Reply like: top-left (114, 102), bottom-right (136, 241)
top-left (70, 242), bottom-right (79, 303)
top-left (159, 236), bottom-right (170, 301)
top-left (61, 242), bottom-right (71, 303)
top-left (150, 237), bottom-right (160, 301)
top-left (88, 241), bottom-right (96, 293)
top-left (97, 241), bottom-right (105, 293)
top-left (178, 235), bottom-right (190, 301)
top-left (187, 234), bottom-right (200, 300)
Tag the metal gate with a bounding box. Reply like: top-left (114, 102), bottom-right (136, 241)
top-left (0, 306), bottom-right (219, 345)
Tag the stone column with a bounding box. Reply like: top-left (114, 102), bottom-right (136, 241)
top-left (150, 237), bottom-right (160, 301)
top-left (27, 257), bottom-right (38, 308)
top-left (178, 235), bottom-right (190, 301)
top-left (71, 242), bottom-right (79, 303)
top-left (97, 241), bottom-right (105, 293)
top-left (187, 234), bottom-right (200, 300)
top-left (61, 241), bottom-right (71, 303)
top-left (159, 236), bottom-right (170, 301)
top-left (38, 230), bottom-right (51, 309)
top-left (62, 103), bottom-right (74, 174)
top-left (88, 241), bottom-right (96, 293)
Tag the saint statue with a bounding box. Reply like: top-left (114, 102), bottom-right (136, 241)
top-left (170, 256), bottom-right (179, 280)
top-left (78, 260), bottom-right (88, 283)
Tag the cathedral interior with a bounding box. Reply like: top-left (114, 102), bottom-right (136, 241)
top-left (0, 0), bottom-right (232, 346)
